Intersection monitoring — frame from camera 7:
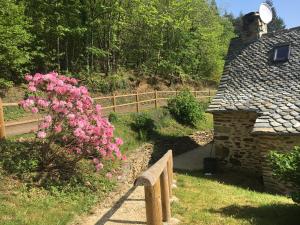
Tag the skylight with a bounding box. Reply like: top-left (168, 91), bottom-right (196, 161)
top-left (273, 45), bottom-right (290, 62)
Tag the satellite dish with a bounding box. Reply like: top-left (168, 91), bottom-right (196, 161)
top-left (259, 3), bottom-right (273, 24)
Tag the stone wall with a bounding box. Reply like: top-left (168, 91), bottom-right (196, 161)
top-left (258, 136), bottom-right (300, 194)
top-left (213, 111), bottom-right (300, 194)
top-left (213, 112), bottom-right (261, 175)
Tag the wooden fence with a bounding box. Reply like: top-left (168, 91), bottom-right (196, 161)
top-left (0, 89), bottom-right (215, 138)
top-left (135, 150), bottom-right (175, 225)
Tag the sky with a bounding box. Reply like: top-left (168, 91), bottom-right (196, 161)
top-left (215, 0), bottom-right (300, 28)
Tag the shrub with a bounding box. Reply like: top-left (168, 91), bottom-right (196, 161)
top-left (131, 113), bottom-right (155, 139)
top-left (269, 146), bottom-right (300, 203)
top-left (167, 90), bottom-right (204, 126)
top-left (79, 71), bottom-right (130, 94)
top-left (0, 78), bottom-right (13, 97)
top-left (108, 112), bottom-right (119, 123)
top-left (19, 72), bottom-right (124, 175)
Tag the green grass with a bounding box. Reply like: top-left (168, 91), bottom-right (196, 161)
top-left (3, 106), bottom-right (27, 121)
top-left (173, 171), bottom-right (300, 225)
top-left (0, 108), bottom-right (213, 225)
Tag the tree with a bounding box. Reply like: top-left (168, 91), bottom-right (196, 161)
top-left (0, 0), bottom-right (31, 82)
top-left (265, 0), bottom-right (285, 32)
top-left (5, 0), bottom-right (234, 85)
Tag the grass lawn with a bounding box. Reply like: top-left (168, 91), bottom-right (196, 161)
top-left (173, 171), bottom-right (300, 225)
top-left (3, 106), bottom-right (27, 121)
top-left (0, 108), bottom-right (213, 225)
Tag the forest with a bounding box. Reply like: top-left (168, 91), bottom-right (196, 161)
top-left (0, 0), bottom-right (285, 90)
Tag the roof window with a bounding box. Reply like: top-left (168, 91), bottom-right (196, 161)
top-left (273, 45), bottom-right (290, 62)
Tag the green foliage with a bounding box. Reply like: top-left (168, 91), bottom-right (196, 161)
top-left (269, 146), bottom-right (300, 203)
top-left (0, 0), bottom-right (234, 85)
top-left (265, 0), bottom-right (286, 32)
top-left (108, 112), bottom-right (119, 123)
top-left (167, 90), bottom-right (205, 126)
top-left (3, 106), bottom-right (27, 121)
top-left (0, 140), bottom-right (40, 176)
top-left (131, 113), bottom-right (156, 140)
top-left (80, 72), bottom-right (130, 94)
top-left (173, 171), bottom-right (299, 225)
top-left (0, 79), bottom-right (13, 97)
top-left (0, 0), bottom-right (31, 82)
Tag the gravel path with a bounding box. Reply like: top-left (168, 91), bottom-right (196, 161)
top-left (72, 132), bottom-right (213, 225)
top-left (78, 185), bottom-right (147, 225)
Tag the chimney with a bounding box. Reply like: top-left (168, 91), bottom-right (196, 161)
top-left (241, 12), bottom-right (267, 43)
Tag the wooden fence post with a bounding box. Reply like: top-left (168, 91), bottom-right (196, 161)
top-left (160, 167), bottom-right (171, 222)
top-left (136, 91), bottom-right (140, 113)
top-left (155, 90), bottom-right (158, 109)
top-left (144, 182), bottom-right (163, 225)
top-left (0, 98), bottom-right (6, 139)
top-left (167, 155), bottom-right (173, 198)
top-left (112, 93), bottom-right (116, 112)
top-left (208, 89), bottom-right (211, 102)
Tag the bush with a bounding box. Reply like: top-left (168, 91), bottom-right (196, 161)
top-left (0, 78), bottom-right (13, 97)
top-left (131, 113), bottom-right (156, 139)
top-left (79, 71), bottom-right (131, 94)
top-left (108, 112), bottom-right (119, 123)
top-left (20, 72), bottom-right (124, 176)
top-left (167, 90), bottom-right (204, 126)
top-left (269, 146), bottom-right (300, 203)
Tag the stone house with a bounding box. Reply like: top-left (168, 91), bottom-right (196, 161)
top-left (207, 12), bottom-right (300, 193)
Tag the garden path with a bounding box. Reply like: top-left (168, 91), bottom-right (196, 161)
top-left (173, 143), bottom-right (214, 171)
top-left (75, 143), bottom-right (212, 225)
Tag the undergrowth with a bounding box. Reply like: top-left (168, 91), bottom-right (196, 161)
top-left (0, 108), bottom-right (213, 225)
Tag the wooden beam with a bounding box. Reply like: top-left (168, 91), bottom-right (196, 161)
top-left (135, 150), bottom-right (172, 187)
top-left (160, 167), bottom-right (171, 222)
top-left (144, 182), bottom-right (163, 225)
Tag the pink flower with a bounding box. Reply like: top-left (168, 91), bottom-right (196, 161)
top-left (37, 131), bottom-right (47, 139)
top-left (93, 158), bottom-right (100, 164)
top-left (95, 163), bottom-right (103, 171)
top-left (37, 99), bottom-right (49, 107)
top-left (54, 124), bottom-right (62, 133)
top-left (106, 172), bottom-right (113, 179)
top-left (115, 138), bottom-right (123, 146)
top-left (122, 155), bottom-right (127, 161)
top-left (20, 72), bottom-right (123, 171)
top-left (25, 74), bottom-right (33, 81)
top-left (28, 85), bottom-right (37, 92)
top-left (31, 107), bottom-right (38, 114)
top-left (44, 115), bottom-right (52, 123)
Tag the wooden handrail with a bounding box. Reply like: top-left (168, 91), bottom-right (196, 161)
top-left (135, 150), bottom-right (174, 225)
top-left (135, 151), bottom-right (172, 186)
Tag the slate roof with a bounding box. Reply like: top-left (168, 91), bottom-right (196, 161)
top-left (207, 26), bottom-right (300, 135)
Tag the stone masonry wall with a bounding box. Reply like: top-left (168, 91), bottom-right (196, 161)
top-left (213, 112), bottom-right (261, 175)
top-left (258, 136), bottom-right (300, 194)
top-left (213, 111), bottom-right (300, 193)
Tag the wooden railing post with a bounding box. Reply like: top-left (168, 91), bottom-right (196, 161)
top-left (144, 182), bottom-right (163, 225)
top-left (112, 93), bottom-right (116, 112)
top-left (208, 89), bottom-right (211, 102)
top-left (167, 153), bottom-right (173, 198)
top-left (135, 150), bottom-right (175, 225)
top-left (0, 98), bottom-right (6, 139)
top-left (136, 91), bottom-right (140, 112)
top-left (160, 167), bottom-right (171, 222)
top-left (155, 90), bottom-right (158, 109)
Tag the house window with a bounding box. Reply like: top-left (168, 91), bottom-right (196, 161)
top-left (273, 45), bottom-right (290, 62)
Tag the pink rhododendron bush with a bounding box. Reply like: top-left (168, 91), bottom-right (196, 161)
top-left (20, 72), bottom-right (124, 173)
